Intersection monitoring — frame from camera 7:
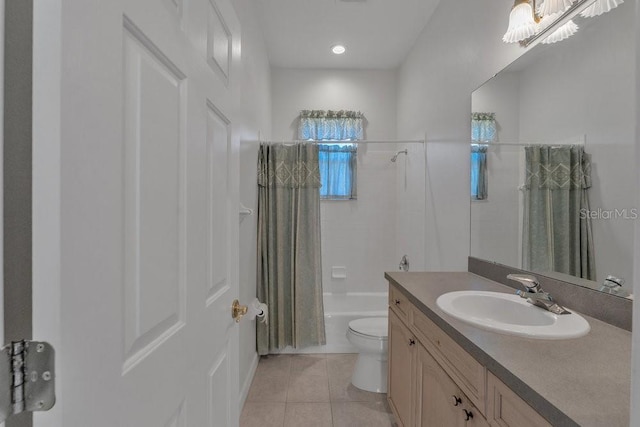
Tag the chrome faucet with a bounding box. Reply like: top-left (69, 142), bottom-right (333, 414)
top-left (600, 275), bottom-right (625, 294)
top-left (507, 274), bottom-right (571, 315)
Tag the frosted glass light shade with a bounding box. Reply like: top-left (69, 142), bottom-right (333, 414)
top-left (503, 2), bottom-right (539, 43)
top-left (537, 0), bottom-right (574, 15)
top-left (541, 20), bottom-right (579, 44)
top-left (580, 0), bottom-right (623, 17)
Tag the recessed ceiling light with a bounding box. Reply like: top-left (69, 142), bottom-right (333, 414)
top-left (331, 44), bottom-right (346, 55)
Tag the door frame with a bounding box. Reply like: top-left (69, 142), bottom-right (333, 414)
top-left (0, 0), bottom-right (4, 391)
top-left (31, 1), bottom-right (62, 425)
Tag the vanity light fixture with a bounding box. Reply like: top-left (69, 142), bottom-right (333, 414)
top-left (331, 44), bottom-right (346, 55)
top-left (580, 0), bottom-right (624, 17)
top-left (503, 0), bottom-right (623, 45)
top-left (537, 0), bottom-right (574, 15)
top-left (503, 0), bottom-right (540, 43)
top-left (541, 19), bottom-right (579, 43)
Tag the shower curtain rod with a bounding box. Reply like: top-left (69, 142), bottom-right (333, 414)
top-left (473, 135), bottom-right (586, 147)
top-left (421, 140), bottom-right (586, 146)
top-left (414, 135), bottom-right (586, 146)
top-left (262, 139), bottom-right (425, 144)
top-left (473, 141), bottom-right (586, 147)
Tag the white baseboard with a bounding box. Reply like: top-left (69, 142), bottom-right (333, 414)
top-left (239, 351), bottom-right (259, 412)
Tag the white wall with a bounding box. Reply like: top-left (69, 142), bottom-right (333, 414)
top-left (397, 0), bottom-right (524, 271)
top-left (271, 68), bottom-right (419, 294)
top-left (319, 151), bottom-right (398, 294)
top-left (271, 68), bottom-right (397, 142)
top-left (233, 0), bottom-right (272, 405)
top-left (394, 141), bottom-right (427, 273)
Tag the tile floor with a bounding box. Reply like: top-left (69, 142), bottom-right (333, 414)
top-left (240, 354), bottom-right (397, 427)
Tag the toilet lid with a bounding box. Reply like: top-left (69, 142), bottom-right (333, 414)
top-left (348, 317), bottom-right (388, 338)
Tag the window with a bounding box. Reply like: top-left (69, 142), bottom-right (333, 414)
top-left (318, 143), bottom-right (357, 200)
top-left (297, 110), bottom-right (362, 201)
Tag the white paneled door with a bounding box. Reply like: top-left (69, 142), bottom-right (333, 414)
top-left (32, 0), bottom-right (241, 426)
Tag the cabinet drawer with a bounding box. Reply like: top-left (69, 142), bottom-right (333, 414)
top-left (389, 284), bottom-right (410, 322)
top-left (410, 306), bottom-right (486, 415)
top-left (487, 373), bottom-right (551, 427)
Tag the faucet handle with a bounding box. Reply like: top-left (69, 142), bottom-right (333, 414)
top-left (604, 275), bottom-right (624, 287)
top-left (600, 275), bottom-right (625, 294)
top-left (507, 274), bottom-right (540, 291)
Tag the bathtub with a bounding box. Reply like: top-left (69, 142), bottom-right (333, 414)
top-left (273, 292), bottom-right (388, 354)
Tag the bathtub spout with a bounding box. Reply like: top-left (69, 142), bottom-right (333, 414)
top-left (399, 255), bottom-right (409, 272)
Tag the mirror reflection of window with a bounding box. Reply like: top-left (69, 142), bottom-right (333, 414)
top-left (471, 112), bottom-right (496, 200)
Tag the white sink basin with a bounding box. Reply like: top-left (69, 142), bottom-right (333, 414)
top-left (436, 291), bottom-right (590, 339)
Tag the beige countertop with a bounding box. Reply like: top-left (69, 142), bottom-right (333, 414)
top-left (385, 271), bottom-right (631, 427)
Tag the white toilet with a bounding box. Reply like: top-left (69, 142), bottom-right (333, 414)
top-left (346, 317), bottom-right (388, 393)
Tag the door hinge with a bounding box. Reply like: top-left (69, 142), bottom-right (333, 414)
top-left (0, 341), bottom-right (55, 422)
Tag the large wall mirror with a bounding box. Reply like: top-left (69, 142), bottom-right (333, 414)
top-left (470, 0), bottom-right (636, 299)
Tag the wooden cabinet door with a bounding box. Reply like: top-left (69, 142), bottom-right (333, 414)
top-left (487, 373), bottom-right (552, 427)
top-left (415, 342), bottom-right (466, 427)
top-left (465, 404), bottom-right (490, 427)
top-left (388, 310), bottom-right (415, 427)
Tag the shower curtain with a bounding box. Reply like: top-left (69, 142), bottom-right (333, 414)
top-left (256, 142), bottom-right (326, 355)
top-left (522, 145), bottom-right (595, 280)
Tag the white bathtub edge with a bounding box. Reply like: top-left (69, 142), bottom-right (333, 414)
top-left (323, 292), bottom-right (389, 297)
top-left (325, 310), bottom-right (388, 317)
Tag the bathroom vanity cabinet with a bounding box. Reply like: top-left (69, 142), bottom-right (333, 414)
top-left (389, 310), bottom-right (489, 427)
top-left (388, 281), bottom-right (553, 427)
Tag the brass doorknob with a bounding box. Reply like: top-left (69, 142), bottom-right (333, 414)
top-left (232, 300), bottom-right (248, 322)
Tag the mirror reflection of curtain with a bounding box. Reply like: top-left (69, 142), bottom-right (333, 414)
top-left (256, 143), bottom-right (326, 355)
top-left (471, 112), bottom-right (497, 143)
top-left (522, 145), bottom-right (595, 280)
top-left (471, 144), bottom-right (488, 200)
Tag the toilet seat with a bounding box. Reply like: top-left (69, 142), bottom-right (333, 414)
top-left (348, 317), bottom-right (388, 339)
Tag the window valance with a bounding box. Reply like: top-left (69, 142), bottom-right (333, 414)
top-left (298, 110), bottom-right (364, 141)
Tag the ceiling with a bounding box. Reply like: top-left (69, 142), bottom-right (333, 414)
top-left (250, 0), bottom-right (442, 69)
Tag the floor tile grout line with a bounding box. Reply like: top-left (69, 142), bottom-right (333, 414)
top-left (243, 354), bottom-right (394, 427)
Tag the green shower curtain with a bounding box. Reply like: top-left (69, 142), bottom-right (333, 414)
top-left (256, 142), bottom-right (326, 355)
top-left (522, 145), bottom-right (595, 280)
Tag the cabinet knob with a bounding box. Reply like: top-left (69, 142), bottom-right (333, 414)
top-left (452, 395), bottom-right (462, 407)
top-left (463, 409), bottom-right (473, 421)
top-left (394, 299), bottom-right (401, 305)
top-left (408, 339), bottom-right (416, 346)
